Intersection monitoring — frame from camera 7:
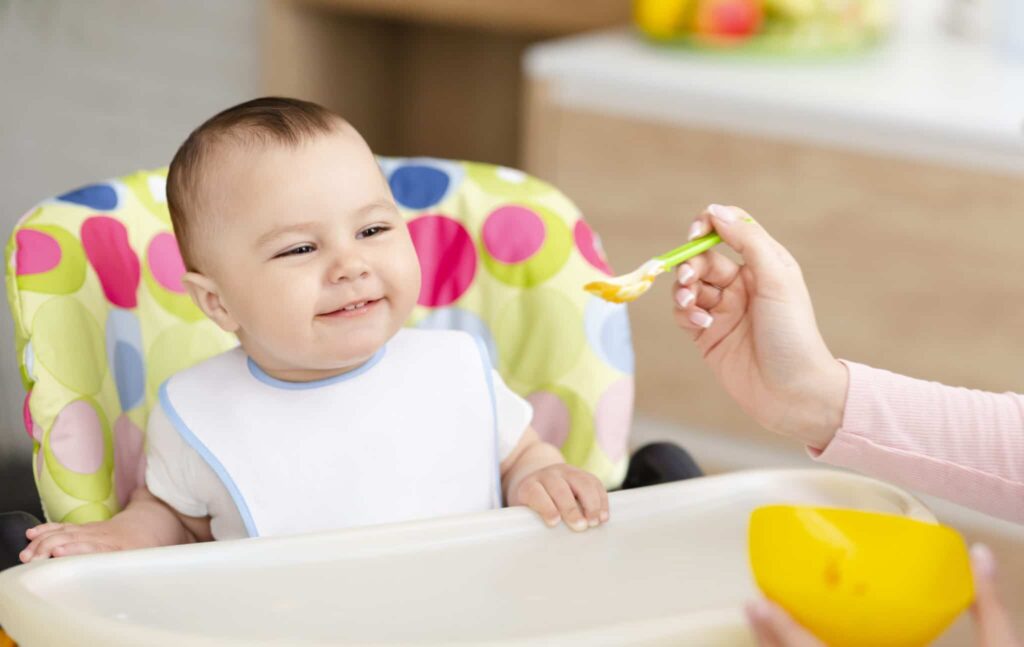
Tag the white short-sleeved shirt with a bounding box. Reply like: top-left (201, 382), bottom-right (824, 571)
top-left (145, 330), bottom-right (532, 540)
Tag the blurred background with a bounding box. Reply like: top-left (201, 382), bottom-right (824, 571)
top-left (1, 0), bottom-right (1022, 643)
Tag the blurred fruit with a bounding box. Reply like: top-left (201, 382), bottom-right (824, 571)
top-left (694, 0), bottom-right (764, 39)
top-left (634, 0), bottom-right (695, 38)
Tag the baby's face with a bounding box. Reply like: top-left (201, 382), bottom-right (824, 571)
top-left (196, 126), bottom-right (421, 381)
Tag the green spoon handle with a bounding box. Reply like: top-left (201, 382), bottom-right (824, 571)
top-left (653, 232), bottom-right (722, 267)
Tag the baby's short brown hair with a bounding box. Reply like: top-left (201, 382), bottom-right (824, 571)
top-left (166, 97), bottom-right (345, 271)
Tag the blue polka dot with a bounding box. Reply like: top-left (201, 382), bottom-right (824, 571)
top-left (57, 184), bottom-right (119, 211)
top-left (113, 343), bottom-right (145, 410)
top-left (389, 165), bottom-right (451, 210)
top-left (584, 298), bottom-right (634, 374)
top-left (23, 340), bottom-right (35, 382)
top-left (415, 307), bottom-right (499, 369)
top-left (105, 310), bottom-right (144, 410)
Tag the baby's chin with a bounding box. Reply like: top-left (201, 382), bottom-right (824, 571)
top-left (317, 336), bottom-right (390, 368)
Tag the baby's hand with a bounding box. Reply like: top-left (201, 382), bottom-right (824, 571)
top-left (508, 464), bottom-right (609, 532)
top-left (20, 520), bottom-right (130, 562)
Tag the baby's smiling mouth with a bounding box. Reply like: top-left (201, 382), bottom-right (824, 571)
top-left (317, 298), bottom-right (383, 318)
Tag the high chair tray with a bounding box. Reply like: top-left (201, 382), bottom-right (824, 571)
top-left (0, 468), bottom-right (931, 646)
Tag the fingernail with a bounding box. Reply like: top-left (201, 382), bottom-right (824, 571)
top-left (675, 287), bottom-right (695, 308)
top-left (677, 263), bottom-right (695, 284)
top-left (572, 519), bottom-right (587, 531)
top-left (689, 311), bottom-right (713, 328)
top-left (547, 517), bottom-right (561, 527)
top-left (600, 511), bottom-right (609, 522)
top-left (18, 550), bottom-right (29, 562)
top-left (708, 204), bottom-right (737, 223)
top-left (971, 543), bottom-right (996, 576)
top-left (687, 221), bottom-right (703, 241)
top-left (588, 518), bottom-right (599, 528)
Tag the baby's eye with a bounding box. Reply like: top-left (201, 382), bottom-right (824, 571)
top-left (276, 244), bottom-right (316, 258)
top-left (357, 225), bottom-right (390, 239)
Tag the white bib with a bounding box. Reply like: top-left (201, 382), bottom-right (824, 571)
top-left (158, 329), bottom-right (500, 538)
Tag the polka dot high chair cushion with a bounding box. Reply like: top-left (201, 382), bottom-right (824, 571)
top-left (6, 158), bottom-right (634, 524)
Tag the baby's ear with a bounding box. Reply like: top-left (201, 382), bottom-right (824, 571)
top-left (181, 272), bottom-right (240, 333)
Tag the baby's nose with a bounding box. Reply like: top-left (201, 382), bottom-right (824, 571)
top-left (329, 255), bottom-right (371, 282)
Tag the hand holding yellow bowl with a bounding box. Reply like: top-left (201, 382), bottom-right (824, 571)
top-left (748, 505), bottom-right (974, 647)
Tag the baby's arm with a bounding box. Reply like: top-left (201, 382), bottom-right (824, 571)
top-left (500, 427), bottom-right (609, 532)
top-left (20, 486), bottom-right (211, 562)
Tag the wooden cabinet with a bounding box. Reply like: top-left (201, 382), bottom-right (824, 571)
top-left (264, 0), bottom-right (631, 166)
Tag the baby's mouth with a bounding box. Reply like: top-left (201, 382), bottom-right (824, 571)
top-left (318, 298), bottom-right (383, 318)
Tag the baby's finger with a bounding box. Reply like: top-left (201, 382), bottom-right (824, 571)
top-left (25, 522), bottom-right (63, 539)
top-left (28, 531), bottom-right (79, 561)
top-left (543, 474), bottom-right (587, 532)
top-left (520, 480), bottom-right (560, 527)
top-left (52, 541), bottom-right (114, 558)
top-left (20, 526), bottom-right (70, 562)
top-left (567, 472), bottom-right (605, 527)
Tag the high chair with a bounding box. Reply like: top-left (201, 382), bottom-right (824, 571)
top-left (1, 157), bottom-right (687, 534)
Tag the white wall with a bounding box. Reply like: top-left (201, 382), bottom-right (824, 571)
top-left (0, 0), bottom-right (261, 459)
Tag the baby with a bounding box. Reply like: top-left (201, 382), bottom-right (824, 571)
top-left (20, 97), bottom-right (608, 560)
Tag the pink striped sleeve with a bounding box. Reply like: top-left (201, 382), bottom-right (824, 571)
top-left (810, 360), bottom-right (1024, 523)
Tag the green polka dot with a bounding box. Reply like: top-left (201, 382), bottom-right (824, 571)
top-left (465, 162), bottom-right (555, 199)
top-left (481, 203), bottom-right (572, 287)
top-left (32, 297), bottom-right (106, 395)
top-left (61, 501), bottom-right (113, 524)
top-left (143, 262), bottom-right (205, 322)
top-left (543, 385), bottom-right (594, 467)
top-left (123, 169), bottom-right (170, 223)
top-left (16, 225), bottom-right (87, 295)
top-left (147, 323), bottom-right (236, 397)
top-left (43, 397), bottom-right (113, 503)
top-left (495, 288), bottom-right (584, 388)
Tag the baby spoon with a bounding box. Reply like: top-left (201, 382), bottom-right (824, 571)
top-left (584, 232), bottom-right (721, 304)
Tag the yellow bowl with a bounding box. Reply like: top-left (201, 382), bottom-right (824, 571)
top-left (748, 505), bottom-right (974, 647)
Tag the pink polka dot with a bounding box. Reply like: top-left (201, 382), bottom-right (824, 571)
top-left (574, 220), bottom-right (612, 276)
top-left (482, 206), bottom-right (546, 264)
top-left (114, 415), bottom-right (146, 507)
top-left (527, 391), bottom-right (570, 448)
top-left (23, 391), bottom-right (34, 439)
top-left (147, 233), bottom-right (187, 294)
top-left (81, 217), bottom-right (140, 308)
top-left (408, 215), bottom-right (477, 308)
top-left (595, 377), bottom-right (634, 463)
top-left (50, 399), bottom-right (105, 474)
top-left (15, 229), bottom-right (61, 275)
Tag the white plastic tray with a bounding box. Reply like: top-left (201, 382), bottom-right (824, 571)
top-left (0, 469), bottom-right (932, 646)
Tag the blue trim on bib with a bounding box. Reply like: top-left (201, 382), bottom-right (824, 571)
top-left (471, 334), bottom-right (503, 508)
top-left (159, 381), bottom-right (260, 538)
top-left (246, 346), bottom-right (387, 390)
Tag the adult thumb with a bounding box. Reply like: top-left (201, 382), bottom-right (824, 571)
top-left (970, 543), bottom-right (1021, 647)
top-left (706, 204), bottom-right (790, 278)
